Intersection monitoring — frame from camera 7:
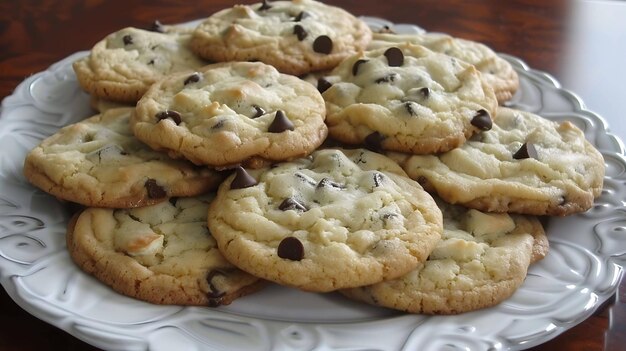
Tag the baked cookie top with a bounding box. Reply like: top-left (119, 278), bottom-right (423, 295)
top-left (391, 107), bottom-right (605, 216)
top-left (190, 0), bottom-right (372, 76)
top-left (322, 43), bottom-right (498, 155)
top-left (73, 26), bottom-right (207, 103)
top-left (66, 195), bottom-right (263, 306)
top-left (340, 198), bottom-right (547, 314)
top-left (369, 32), bottom-right (519, 103)
top-left (207, 148), bottom-right (443, 292)
top-left (131, 61), bottom-right (328, 168)
top-left (23, 108), bottom-right (222, 208)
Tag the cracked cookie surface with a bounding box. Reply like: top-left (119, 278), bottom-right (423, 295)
top-left (131, 61), bottom-right (327, 168)
top-left (391, 107), bottom-right (605, 215)
top-left (190, 0), bottom-right (372, 76)
top-left (66, 195), bottom-right (264, 306)
top-left (322, 43), bottom-right (498, 155)
top-left (207, 148), bottom-right (443, 292)
top-left (369, 32), bottom-right (519, 103)
top-left (340, 197), bottom-right (548, 314)
top-left (23, 108), bottom-right (222, 208)
top-left (73, 26), bottom-right (207, 103)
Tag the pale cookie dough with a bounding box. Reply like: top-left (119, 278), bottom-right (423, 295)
top-left (369, 32), bottom-right (519, 103)
top-left (190, 0), bottom-right (372, 76)
top-left (323, 43), bottom-right (498, 155)
top-left (131, 61), bottom-right (328, 168)
top-left (340, 198), bottom-right (548, 314)
top-left (67, 195), bottom-right (264, 306)
top-left (23, 108), bottom-right (223, 208)
top-left (73, 26), bottom-right (207, 103)
top-left (207, 149), bottom-right (443, 292)
top-left (391, 107), bottom-right (605, 216)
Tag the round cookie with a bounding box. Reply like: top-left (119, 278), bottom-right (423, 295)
top-left (322, 43), bottom-right (498, 155)
top-left (190, 0), bottom-right (372, 76)
top-left (369, 32), bottom-right (519, 103)
top-left (23, 108), bottom-right (223, 208)
top-left (131, 61), bottom-right (328, 168)
top-left (207, 148), bottom-right (443, 292)
top-left (73, 26), bottom-right (207, 103)
top-left (340, 198), bottom-right (548, 315)
top-left (391, 107), bottom-right (605, 216)
top-left (66, 195), bottom-right (264, 306)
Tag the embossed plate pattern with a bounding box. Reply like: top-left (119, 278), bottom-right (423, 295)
top-left (1, 18), bottom-right (626, 351)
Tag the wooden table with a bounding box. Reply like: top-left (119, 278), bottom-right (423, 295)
top-left (1, 1), bottom-right (624, 350)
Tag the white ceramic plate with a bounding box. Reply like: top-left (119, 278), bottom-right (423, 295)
top-left (1, 18), bottom-right (626, 351)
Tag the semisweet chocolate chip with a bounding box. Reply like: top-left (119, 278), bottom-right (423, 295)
top-left (184, 72), bottom-right (201, 85)
top-left (149, 20), bottom-right (165, 33)
top-left (147, 59), bottom-right (155, 65)
top-left (378, 25), bottom-right (395, 34)
top-left (419, 87), bottom-right (430, 98)
top-left (294, 172), bottom-right (317, 186)
top-left (373, 172), bottom-right (384, 187)
top-left (293, 24), bottom-right (308, 41)
top-left (123, 34), bottom-right (133, 46)
top-left (230, 166), bottom-right (258, 189)
top-left (258, 0), bottom-right (272, 11)
top-left (405, 102), bottom-right (417, 116)
top-left (168, 197), bottom-right (178, 206)
top-left (352, 59), bottom-right (368, 76)
top-left (252, 105), bottom-right (265, 118)
top-left (513, 142), bottom-right (538, 160)
top-left (316, 177), bottom-right (345, 189)
top-left (375, 73), bottom-right (397, 84)
top-left (364, 131), bottom-right (385, 152)
top-left (313, 35), bottom-right (333, 54)
top-left (279, 198), bottom-right (308, 211)
top-left (471, 109), bottom-right (493, 131)
top-left (294, 11), bottom-right (310, 21)
top-left (206, 270), bottom-right (228, 299)
top-left (317, 77), bottom-right (332, 93)
top-left (156, 110), bottom-right (182, 125)
top-left (268, 110), bottom-right (294, 133)
top-left (145, 179), bottom-right (166, 199)
top-left (277, 237), bottom-right (304, 261)
top-left (384, 47), bottom-right (404, 67)
top-left (211, 119), bottom-right (225, 130)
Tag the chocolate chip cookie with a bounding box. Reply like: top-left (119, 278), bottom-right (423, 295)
top-left (67, 195), bottom-right (264, 306)
top-left (190, 0), bottom-right (372, 75)
top-left (23, 108), bottom-right (222, 208)
top-left (131, 61), bottom-right (327, 168)
top-left (207, 148), bottom-right (443, 292)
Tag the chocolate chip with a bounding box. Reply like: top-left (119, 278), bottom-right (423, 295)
top-left (378, 25), bottom-right (395, 34)
top-left (123, 35), bottom-right (133, 46)
top-left (313, 35), bottom-right (333, 54)
top-left (155, 110), bottom-right (182, 125)
top-left (405, 102), bottom-right (417, 116)
top-left (230, 166), bottom-right (257, 189)
top-left (364, 131), bottom-right (385, 152)
top-left (149, 20), bottom-right (165, 33)
top-left (268, 110), bottom-right (294, 133)
top-left (381, 213), bottom-right (397, 220)
top-left (316, 177), bottom-right (345, 189)
top-left (294, 25), bottom-right (308, 41)
top-left (277, 237), bottom-right (304, 261)
top-left (252, 105), bottom-right (265, 118)
top-left (147, 59), bottom-right (155, 65)
top-left (373, 172), bottom-right (384, 187)
top-left (352, 59), bottom-right (368, 76)
top-left (206, 270), bottom-right (228, 299)
top-left (258, 0), bottom-right (271, 11)
top-left (184, 72), bottom-right (201, 85)
top-left (294, 11), bottom-right (310, 21)
top-left (279, 198), bottom-right (308, 212)
top-left (168, 197), bottom-right (178, 206)
top-left (211, 119), bottom-right (225, 129)
top-left (375, 73), bottom-right (397, 84)
top-left (384, 47), bottom-right (404, 67)
top-left (471, 109), bottom-right (492, 131)
top-left (317, 77), bottom-right (332, 93)
top-left (513, 142), bottom-right (538, 160)
top-left (419, 87), bottom-right (430, 98)
top-left (294, 172), bottom-right (317, 186)
top-left (145, 179), bottom-right (166, 199)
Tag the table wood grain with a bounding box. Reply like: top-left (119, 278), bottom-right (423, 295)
top-left (1, 1), bottom-right (625, 350)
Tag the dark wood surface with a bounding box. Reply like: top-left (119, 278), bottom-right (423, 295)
top-left (1, 1), bottom-right (625, 350)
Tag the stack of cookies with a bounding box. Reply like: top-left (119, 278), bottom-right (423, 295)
top-left (23, 0), bottom-right (604, 315)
